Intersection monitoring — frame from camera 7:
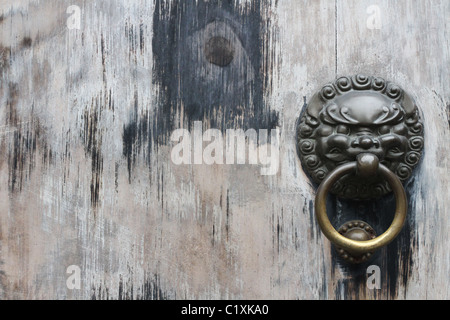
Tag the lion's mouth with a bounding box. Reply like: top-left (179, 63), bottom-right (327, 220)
top-left (325, 146), bottom-right (388, 163)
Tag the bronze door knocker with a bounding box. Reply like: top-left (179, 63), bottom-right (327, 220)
top-left (296, 74), bottom-right (424, 263)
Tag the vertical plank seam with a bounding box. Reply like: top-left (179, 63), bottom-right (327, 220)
top-left (335, 0), bottom-right (338, 77)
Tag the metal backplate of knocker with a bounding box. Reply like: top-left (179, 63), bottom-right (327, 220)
top-left (296, 74), bottom-right (424, 263)
top-left (297, 74), bottom-right (424, 199)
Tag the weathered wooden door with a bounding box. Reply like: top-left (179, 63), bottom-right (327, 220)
top-left (0, 0), bottom-right (448, 300)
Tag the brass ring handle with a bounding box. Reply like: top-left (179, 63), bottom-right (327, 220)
top-left (315, 154), bottom-right (407, 256)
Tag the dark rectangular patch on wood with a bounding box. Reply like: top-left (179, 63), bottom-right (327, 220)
top-left (123, 0), bottom-right (279, 177)
top-left (151, 0), bottom-right (278, 137)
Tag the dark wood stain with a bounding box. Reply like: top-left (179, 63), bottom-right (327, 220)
top-left (0, 45), bottom-right (10, 73)
top-left (122, 91), bottom-right (153, 181)
top-left (122, 0), bottom-right (278, 179)
top-left (0, 228), bottom-right (4, 297)
top-left (204, 36), bottom-right (235, 67)
top-left (91, 273), bottom-right (173, 300)
top-left (447, 103), bottom-right (450, 129)
top-left (21, 37), bottom-right (32, 48)
top-left (5, 83), bottom-right (46, 192)
top-left (81, 95), bottom-right (105, 208)
top-left (153, 0), bottom-right (278, 130)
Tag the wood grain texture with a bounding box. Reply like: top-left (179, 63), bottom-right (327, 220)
top-left (0, 0), bottom-right (448, 300)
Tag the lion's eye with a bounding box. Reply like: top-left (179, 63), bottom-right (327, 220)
top-left (317, 125), bottom-right (333, 137)
top-left (378, 126), bottom-right (391, 135)
top-left (329, 147), bottom-right (342, 154)
top-left (392, 124), bottom-right (407, 135)
top-left (386, 146), bottom-right (404, 158)
top-left (325, 147), bottom-right (347, 162)
top-left (336, 125), bottom-right (350, 135)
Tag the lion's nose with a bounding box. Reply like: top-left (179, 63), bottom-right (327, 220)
top-left (359, 136), bottom-right (374, 149)
top-left (352, 135), bottom-right (380, 150)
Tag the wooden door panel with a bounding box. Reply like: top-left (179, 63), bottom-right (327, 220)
top-left (0, 0), bottom-right (448, 299)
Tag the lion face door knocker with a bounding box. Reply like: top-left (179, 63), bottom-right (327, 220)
top-left (296, 75), bottom-right (424, 263)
